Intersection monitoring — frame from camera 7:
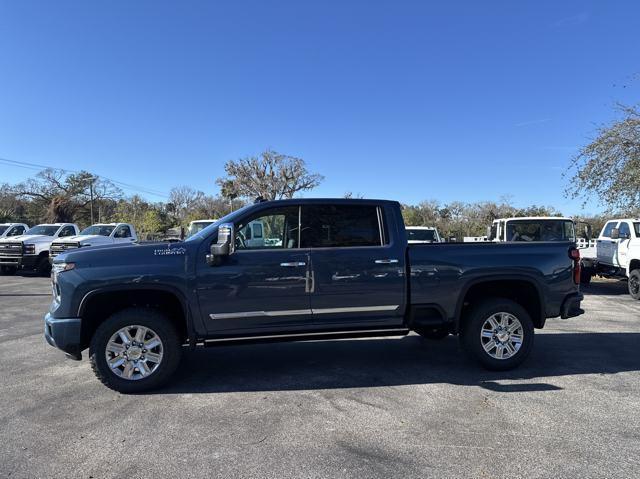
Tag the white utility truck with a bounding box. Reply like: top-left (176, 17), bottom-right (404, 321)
top-left (580, 219), bottom-right (640, 299)
top-left (0, 223), bottom-right (79, 275)
top-left (49, 223), bottom-right (138, 261)
top-left (406, 226), bottom-right (442, 244)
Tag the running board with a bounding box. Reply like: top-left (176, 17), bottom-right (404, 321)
top-left (199, 328), bottom-right (410, 347)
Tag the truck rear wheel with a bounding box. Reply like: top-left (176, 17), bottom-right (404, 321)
top-left (629, 270), bottom-right (640, 300)
top-left (460, 299), bottom-right (534, 371)
top-left (89, 308), bottom-right (182, 393)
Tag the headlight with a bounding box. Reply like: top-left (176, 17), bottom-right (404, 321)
top-left (52, 262), bottom-right (75, 275)
top-left (23, 244), bottom-right (35, 254)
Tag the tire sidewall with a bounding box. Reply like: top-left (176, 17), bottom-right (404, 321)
top-left (629, 270), bottom-right (640, 300)
top-left (90, 308), bottom-right (182, 393)
top-left (461, 299), bottom-right (534, 371)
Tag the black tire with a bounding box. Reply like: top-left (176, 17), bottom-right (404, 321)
top-left (1, 265), bottom-right (17, 275)
top-left (460, 298), bottom-right (534, 371)
top-left (414, 326), bottom-right (450, 340)
top-left (89, 308), bottom-right (183, 393)
top-left (629, 269), bottom-right (640, 300)
top-left (35, 255), bottom-right (51, 276)
top-left (580, 268), bottom-right (592, 286)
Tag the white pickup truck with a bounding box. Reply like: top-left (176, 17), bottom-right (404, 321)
top-left (581, 218), bottom-right (640, 299)
top-left (0, 223), bottom-right (79, 275)
top-left (49, 223), bottom-right (138, 261)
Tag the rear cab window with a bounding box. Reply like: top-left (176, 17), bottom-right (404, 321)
top-left (301, 204), bottom-right (386, 248)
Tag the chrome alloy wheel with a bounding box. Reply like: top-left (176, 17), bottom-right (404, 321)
top-left (105, 325), bottom-right (164, 380)
top-left (480, 312), bottom-right (523, 360)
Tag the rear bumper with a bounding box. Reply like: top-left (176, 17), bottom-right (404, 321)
top-left (560, 292), bottom-right (584, 319)
top-left (44, 313), bottom-right (82, 359)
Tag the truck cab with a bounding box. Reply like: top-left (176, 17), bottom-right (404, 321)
top-left (488, 217), bottom-right (577, 243)
top-left (50, 223), bottom-right (138, 261)
top-left (0, 223), bottom-right (29, 239)
top-left (0, 223), bottom-right (79, 275)
top-left (583, 219), bottom-right (640, 299)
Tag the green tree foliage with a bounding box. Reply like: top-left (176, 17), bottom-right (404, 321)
top-left (566, 104), bottom-right (640, 212)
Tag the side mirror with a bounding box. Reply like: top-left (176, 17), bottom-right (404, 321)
top-left (610, 228), bottom-right (620, 240)
top-left (206, 223), bottom-right (234, 266)
top-left (583, 224), bottom-right (592, 242)
top-left (486, 226), bottom-right (492, 239)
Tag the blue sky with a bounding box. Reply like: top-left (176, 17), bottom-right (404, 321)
top-left (1, 1), bottom-right (638, 215)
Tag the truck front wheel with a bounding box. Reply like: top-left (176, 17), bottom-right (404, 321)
top-left (89, 308), bottom-right (183, 393)
top-left (460, 299), bottom-right (534, 371)
top-left (629, 270), bottom-right (640, 300)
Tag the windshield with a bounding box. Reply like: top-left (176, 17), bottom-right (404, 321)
top-left (0, 226), bottom-right (8, 235)
top-left (80, 225), bottom-right (115, 236)
top-left (25, 225), bottom-right (60, 236)
top-left (407, 229), bottom-right (438, 242)
top-left (188, 221), bottom-right (215, 237)
top-left (506, 220), bottom-right (575, 242)
top-left (185, 205), bottom-right (253, 242)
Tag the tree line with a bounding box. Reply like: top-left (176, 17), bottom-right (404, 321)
top-left (1, 102), bottom-right (638, 239)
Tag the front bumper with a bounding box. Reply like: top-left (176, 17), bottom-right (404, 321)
top-left (560, 292), bottom-right (584, 319)
top-left (0, 254), bottom-right (38, 269)
top-left (44, 313), bottom-right (82, 359)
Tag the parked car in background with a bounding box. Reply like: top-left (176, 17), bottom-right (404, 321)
top-left (0, 223), bottom-right (79, 275)
top-left (45, 198), bottom-right (583, 392)
top-left (0, 223), bottom-right (29, 239)
top-left (487, 217), bottom-right (578, 243)
top-left (50, 223), bottom-right (138, 262)
top-left (406, 226), bottom-right (441, 243)
top-left (580, 219), bottom-right (640, 299)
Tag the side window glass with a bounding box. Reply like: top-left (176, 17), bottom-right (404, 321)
top-left (234, 207), bottom-right (300, 250)
top-left (602, 222), bottom-right (618, 238)
top-left (301, 205), bottom-right (382, 248)
top-left (115, 226), bottom-right (131, 238)
top-left (59, 226), bottom-right (74, 237)
top-left (618, 222), bottom-right (631, 239)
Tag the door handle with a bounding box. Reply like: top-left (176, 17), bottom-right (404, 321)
top-left (280, 262), bottom-right (306, 267)
top-left (374, 259), bottom-right (399, 264)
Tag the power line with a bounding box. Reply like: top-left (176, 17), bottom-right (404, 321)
top-left (0, 157), bottom-right (170, 199)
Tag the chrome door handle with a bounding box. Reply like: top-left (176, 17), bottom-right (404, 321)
top-left (374, 259), bottom-right (399, 264)
top-left (280, 262), bottom-right (306, 267)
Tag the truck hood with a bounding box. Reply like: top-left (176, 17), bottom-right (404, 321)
top-left (55, 235), bottom-right (112, 244)
top-left (0, 234), bottom-right (52, 244)
top-left (55, 241), bottom-right (190, 266)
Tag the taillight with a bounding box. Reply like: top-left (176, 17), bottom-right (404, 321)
top-left (569, 247), bottom-right (581, 284)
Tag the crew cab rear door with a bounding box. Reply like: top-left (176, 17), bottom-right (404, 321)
top-left (302, 203), bottom-right (405, 328)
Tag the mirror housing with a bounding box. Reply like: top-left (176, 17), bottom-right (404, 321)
top-left (486, 226), bottom-right (492, 240)
top-left (583, 224), bottom-right (592, 242)
top-left (610, 228), bottom-right (620, 240)
top-left (206, 223), bottom-right (234, 266)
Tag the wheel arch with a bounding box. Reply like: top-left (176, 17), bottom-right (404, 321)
top-left (455, 275), bottom-right (545, 331)
top-left (78, 285), bottom-right (193, 350)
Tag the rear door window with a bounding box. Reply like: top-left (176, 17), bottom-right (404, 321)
top-left (301, 204), bottom-right (383, 248)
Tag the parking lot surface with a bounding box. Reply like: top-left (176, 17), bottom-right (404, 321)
top-left (1, 274), bottom-right (639, 478)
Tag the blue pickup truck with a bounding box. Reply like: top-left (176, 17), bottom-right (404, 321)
top-left (45, 198), bottom-right (584, 392)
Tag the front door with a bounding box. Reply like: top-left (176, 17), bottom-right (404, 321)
top-left (597, 221), bottom-right (619, 266)
top-left (195, 205), bottom-right (312, 334)
top-left (302, 203), bottom-right (405, 329)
